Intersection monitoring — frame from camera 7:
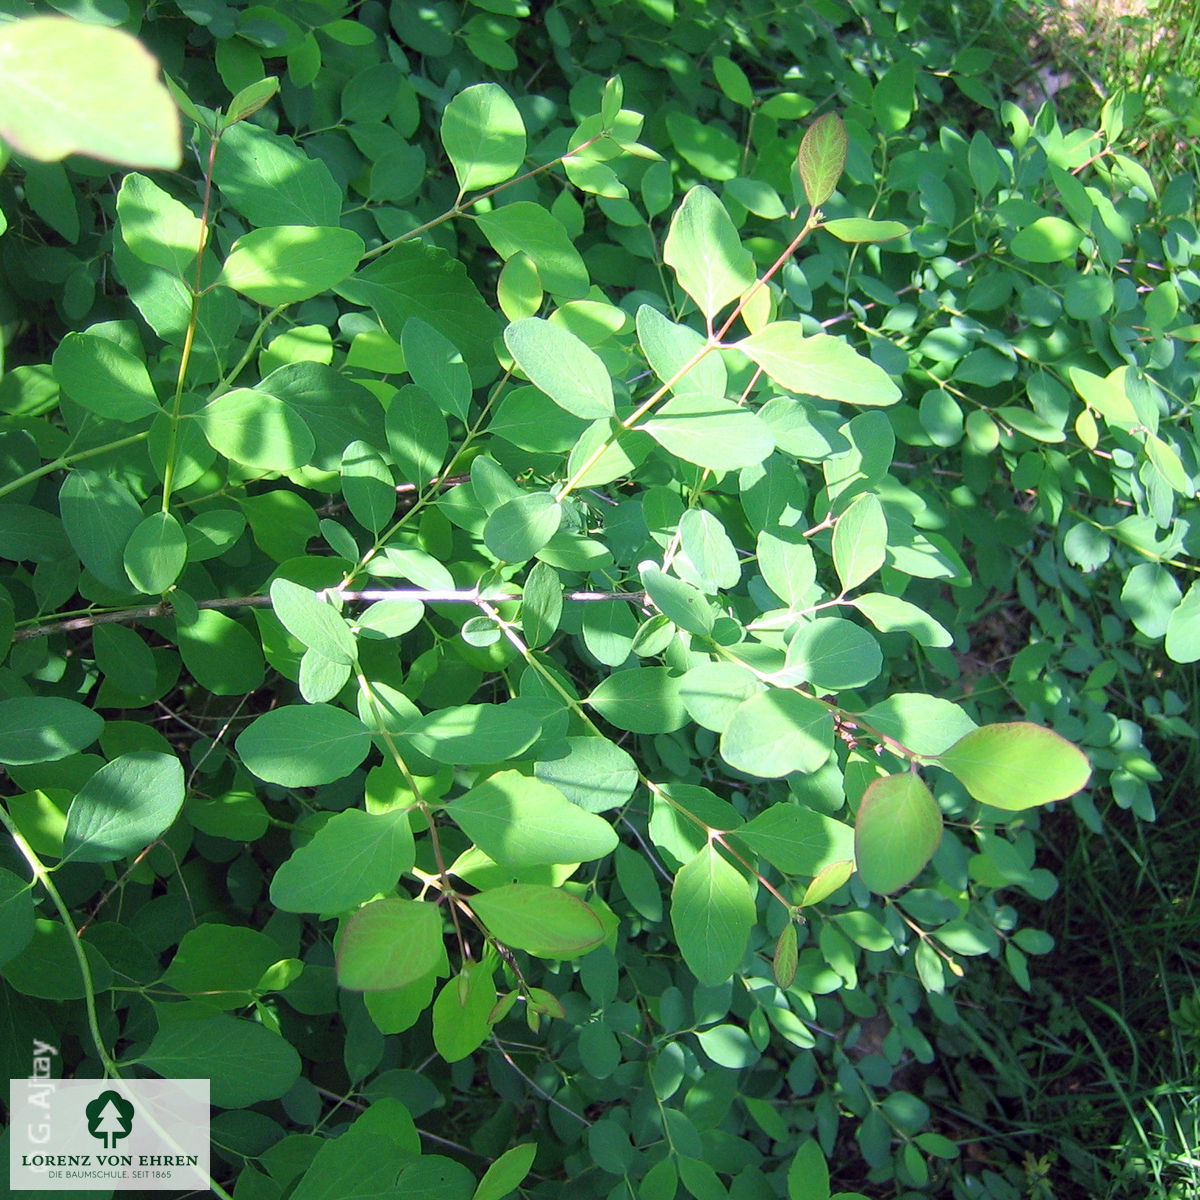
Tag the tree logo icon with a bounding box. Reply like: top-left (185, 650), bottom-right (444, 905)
top-left (85, 1090), bottom-right (135, 1150)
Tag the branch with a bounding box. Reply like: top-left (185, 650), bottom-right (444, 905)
top-left (14, 588), bottom-right (650, 641)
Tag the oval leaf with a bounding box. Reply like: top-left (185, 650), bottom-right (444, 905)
top-left (470, 884), bottom-right (606, 958)
top-left (336, 897), bottom-right (445, 990)
top-left (220, 226), bottom-right (365, 305)
top-left (446, 770), bottom-right (617, 868)
top-left (237, 704), bottom-right (371, 787)
top-left (854, 773), bottom-right (943, 894)
top-left (0, 17), bottom-right (180, 168)
top-left (935, 722), bottom-right (1092, 810)
top-left (671, 843), bottom-right (756, 985)
top-left (797, 111), bottom-right (847, 208)
top-left (64, 751), bottom-right (185, 864)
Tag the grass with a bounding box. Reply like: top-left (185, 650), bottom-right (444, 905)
top-left (928, 667), bottom-right (1200, 1199)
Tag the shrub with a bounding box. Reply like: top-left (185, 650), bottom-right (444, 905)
top-left (0, 3), bottom-right (1193, 1198)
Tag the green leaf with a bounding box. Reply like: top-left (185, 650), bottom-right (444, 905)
top-left (784, 617), bottom-right (882, 689)
top-left (720, 690), bottom-right (832, 778)
top-left (220, 226), bottom-right (364, 305)
top-left (470, 884), bottom-right (606, 958)
top-left (757, 526), bottom-right (817, 608)
top-left (1010, 216), bottom-right (1085, 262)
top-left (678, 509), bottom-right (740, 590)
top-left (695, 1023), bottom-right (759, 1068)
top-left (851, 593), bottom-right (953, 648)
top-left (289, 1099), bottom-right (419, 1200)
top-left (533, 736), bottom-right (638, 813)
top-left (336, 241), bottom-right (503, 385)
top-left (200, 387), bottom-right (316, 471)
top-left (679, 662), bottom-right (762, 732)
top-left (117, 170), bottom-right (204, 274)
top-left (53, 331), bottom-right (160, 422)
top-left (432, 960), bottom-right (496, 1062)
top-left (270, 577), bottom-right (357, 665)
top-left (736, 324), bottom-right (901, 407)
top-left (137, 1010), bottom-right (300, 1107)
top-left (441, 82), bottom-right (526, 193)
top-left (484, 493), bottom-right (563, 563)
top-left (935, 723), bottom-right (1092, 810)
top-left (161, 924), bottom-right (282, 1010)
top-left (587, 667), bottom-right (688, 734)
top-left (4, 919), bottom-right (113, 999)
top-left (473, 1143), bottom-right (537, 1200)
top-left (504, 318), bottom-right (615, 419)
top-left (823, 217), bottom-right (909, 242)
top-left (665, 111), bottom-right (741, 180)
top-left (213, 120), bottom-right (341, 227)
top-left (1068, 365), bottom-right (1140, 430)
top-left (521, 560), bottom-right (562, 648)
top-left (774, 922), bottom-right (799, 990)
top-left (63, 751), bottom-right (185, 864)
top-left (224, 75), bottom-right (280, 126)
top-left (237, 704), bottom-right (371, 787)
top-left (797, 112), bottom-right (847, 208)
top-left (337, 897), bottom-right (445, 990)
top-left (832, 493), bottom-right (888, 591)
top-left (123, 511), bottom-right (187, 594)
top-left (859, 693), bottom-right (978, 756)
top-left (387, 384), bottom-right (450, 488)
top-left (640, 392), bottom-right (775, 469)
top-left (739, 804), bottom-right (856, 876)
top-left (788, 1139), bottom-right (832, 1200)
top-left (446, 770), bottom-right (617, 868)
top-left (341, 440), bottom-right (396, 533)
top-left (854, 773), bottom-right (943, 894)
top-left (404, 703), bottom-right (541, 764)
top-left (175, 607), bottom-right (265, 695)
top-left (671, 843), bottom-right (756, 985)
top-left (0, 868), bottom-right (34, 970)
top-left (636, 303), bottom-right (727, 396)
top-left (640, 562), bottom-right (715, 636)
top-left (402, 318), bottom-right (472, 422)
top-left (59, 469), bottom-right (144, 592)
top-left (1166, 581), bottom-right (1200, 663)
top-left (0, 696), bottom-right (102, 765)
top-left (0, 17), bottom-right (180, 168)
top-left (271, 809), bottom-right (415, 914)
top-left (663, 186), bottom-right (756, 321)
top-left (475, 203), bottom-right (589, 299)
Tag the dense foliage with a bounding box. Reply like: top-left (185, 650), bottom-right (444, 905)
top-left (0, 2), bottom-right (1196, 1198)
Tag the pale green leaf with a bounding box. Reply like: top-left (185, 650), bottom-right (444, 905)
top-left (851, 592), bottom-right (954, 648)
top-left (237, 704), bottom-right (371, 787)
top-left (935, 722), bottom-right (1092, 810)
top-left (640, 392), bottom-right (775, 469)
top-left (337, 897), bottom-right (445, 990)
top-left (663, 186), bottom-right (755, 320)
top-left (116, 172), bottom-right (203, 275)
top-left (470, 884), bottom-right (606, 958)
top-left (220, 225), bottom-right (364, 305)
top-left (200, 387), bottom-right (316, 471)
top-left (484, 492), bottom-right (563, 563)
top-left (739, 804), bottom-right (856, 876)
top-left (53, 331), bottom-right (160, 423)
top-left (269, 577), bottom-right (357, 665)
top-left (271, 809), bottom-right (415, 914)
top-left (504, 318), bottom-right (614, 419)
top-left (823, 217), bottom-right (909, 242)
top-left (854, 773), bottom-right (942, 893)
top-left (832, 493), bottom-right (888, 591)
top-left (671, 843), bottom-right (755, 985)
top-left (441, 82), bottom-right (526, 193)
top-left (720, 690), bottom-right (833, 777)
top-left (797, 112), bottom-right (847, 208)
top-left (445, 770), bottom-right (617, 867)
top-left (0, 17), bottom-right (180, 168)
top-left (736, 324), bottom-right (901, 407)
